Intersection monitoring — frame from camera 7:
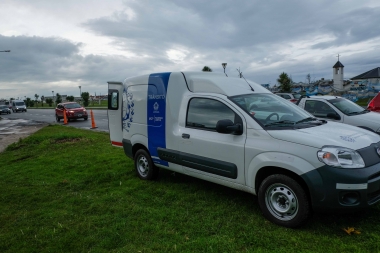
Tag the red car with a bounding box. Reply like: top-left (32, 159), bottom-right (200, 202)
top-left (55, 102), bottom-right (88, 122)
top-left (367, 92), bottom-right (380, 112)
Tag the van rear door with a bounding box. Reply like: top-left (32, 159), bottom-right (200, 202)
top-left (108, 81), bottom-right (123, 147)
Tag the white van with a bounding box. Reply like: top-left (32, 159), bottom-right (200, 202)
top-left (12, 100), bottom-right (27, 112)
top-left (108, 72), bottom-right (380, 227)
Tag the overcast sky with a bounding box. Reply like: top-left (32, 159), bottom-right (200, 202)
top-left (1, 0), bottom-right (380, 100)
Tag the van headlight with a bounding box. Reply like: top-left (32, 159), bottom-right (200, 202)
top-left (317, 146), bottom-right (365, 168)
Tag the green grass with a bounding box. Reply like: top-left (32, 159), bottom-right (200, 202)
top-left (356, 97), bottom-right (372, 107)
top-left (2, 125), bottom-right (380, 252)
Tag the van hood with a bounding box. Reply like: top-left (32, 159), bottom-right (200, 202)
top-left (344, 111), bottom-right (380, 131)
top-left (267, 121), bottom-right (380, 150)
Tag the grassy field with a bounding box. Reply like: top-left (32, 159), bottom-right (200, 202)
top-left (1, 125), bottom-right (380, 252)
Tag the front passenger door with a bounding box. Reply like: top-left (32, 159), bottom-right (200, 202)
top-left (178, 97), bottom-right (246, 185)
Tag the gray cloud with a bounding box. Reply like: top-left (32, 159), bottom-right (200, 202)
top-left (1, 0), bottom-right (380, 100)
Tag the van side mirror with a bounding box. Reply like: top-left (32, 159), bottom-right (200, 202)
top-left (216, 119), bottom-right (242, 135)
top-left (326, 112), bottom-right (341, 120)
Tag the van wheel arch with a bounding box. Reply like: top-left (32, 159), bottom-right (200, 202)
top-left (255, 166), bottom-right (310, 200)
top-left (132, 143), bottom-right (149, 159)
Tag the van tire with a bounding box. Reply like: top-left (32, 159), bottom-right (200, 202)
top-left (258, 174), bottom-right (310, 228)
top-left (134, 149), bottom-right (159, 180)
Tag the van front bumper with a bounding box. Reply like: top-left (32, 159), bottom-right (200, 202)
top-left (302, 163), bottom-right (380, 212)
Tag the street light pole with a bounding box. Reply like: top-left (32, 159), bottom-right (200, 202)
top-left (52, 91), bottom-right (54, 106)
top-left (222, 63), bottom-right (228, 77)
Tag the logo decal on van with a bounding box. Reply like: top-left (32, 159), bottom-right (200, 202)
top-left (154, 102), bottom-right (159, 111)
top-left (122, 88), bottom-right (134, 132)
top-left (340, 135), bottom-right (355, 142)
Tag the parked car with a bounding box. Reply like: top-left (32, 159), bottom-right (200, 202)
top-left (367, 92), bottom-right (380, 112)
top-left (0, 105), bottom-right (11, 114)
top-left (297, 95), bottom-right (380, 133)
top-left (55, 102), bottom-right (88, 122)
top-left (274, 93), bottom-right (301, 103)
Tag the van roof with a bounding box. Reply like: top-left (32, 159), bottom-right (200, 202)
top-left (182, 72), bottom-right (270, 96)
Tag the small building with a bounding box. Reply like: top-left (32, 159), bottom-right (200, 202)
top-left (351, 67), bottom-right (380, 90)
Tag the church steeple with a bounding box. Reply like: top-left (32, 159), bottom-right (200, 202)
top-left (333, 54), bottom-right (344, 91)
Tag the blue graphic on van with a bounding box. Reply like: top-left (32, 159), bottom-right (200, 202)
top-left (147, 72), bottom-right (171, 166)
top-left (122, 87), bottom-right (134, 132)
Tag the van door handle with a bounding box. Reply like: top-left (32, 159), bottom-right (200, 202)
top-left (182, 133), bottom-right (190, 139)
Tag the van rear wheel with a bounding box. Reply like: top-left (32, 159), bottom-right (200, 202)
top-left (134, 149), bottom-right (159, 180)
top-left (258, 174), bottom-right (311, 228)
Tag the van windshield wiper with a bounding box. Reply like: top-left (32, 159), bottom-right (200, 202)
top-left (264, 120), bottom-right (295, 127)
top-left (295, 117), bottom-right (320, 124)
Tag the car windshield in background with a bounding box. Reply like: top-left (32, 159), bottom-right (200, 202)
top-left (230, 93), bottom-right (321, 129)
top-left (65, 103), bottom-right (82, 109)
top-left (329, 98), bottom-right (368, 115)
top-left (0, 105), bottom-right (7, 109)
top-left (294, 94), bottom-right (301, 99)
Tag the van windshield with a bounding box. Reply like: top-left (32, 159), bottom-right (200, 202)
top-left (15, 102), bottom-right (25, 106)
top-left (230, 93), bottom-right (324, 129)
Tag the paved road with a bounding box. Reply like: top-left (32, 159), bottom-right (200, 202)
top-left (0, 109), bottom-right (109, 132)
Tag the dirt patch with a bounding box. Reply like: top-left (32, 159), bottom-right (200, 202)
top-left (0, 119), bottom-right (49, 153)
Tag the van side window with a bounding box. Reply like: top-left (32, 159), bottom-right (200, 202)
top-left (186, 98), bottom-right (241, 131)
top-left (108, 90), bottom-right (119, 110)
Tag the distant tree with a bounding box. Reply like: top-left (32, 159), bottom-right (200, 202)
top-left (66, 95), bottom-right (74, 102)
top-left (202, 66), bottom-right (212, 72)
top-left (81, 92), bottom-right (90, 107)
top-left (29, 100), bottom-right (35, 107)
top-left (46, 98), bottom-right (53, 107)
top-left (25, 97), bottom-right (32, 107)
top-left (277, 72), bottom-right (292, 92)
top-left (56, 93), bottom-right (62, 104)
top-left (40, 95), bottom-right (45, 107)
top-left (34, 94), bottom-right (39, 107)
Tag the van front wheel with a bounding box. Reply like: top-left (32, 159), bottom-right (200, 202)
top-left (134, 149), bottom-right (159, 180)
top-left (258, 174), bottom-right (311, 228)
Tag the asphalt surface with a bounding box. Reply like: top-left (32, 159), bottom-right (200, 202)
top-left (0, 108), bottom-right (109, 132)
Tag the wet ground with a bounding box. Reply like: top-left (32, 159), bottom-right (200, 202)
top-left (0, 118), bottom-right (48, 152)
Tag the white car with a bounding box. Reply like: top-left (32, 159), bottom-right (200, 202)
top-left (297, 95), bottom-right (380, 133)
top-left (275, 93), bottom-right (302, 103)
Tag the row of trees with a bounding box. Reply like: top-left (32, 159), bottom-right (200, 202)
top-left (22, 92), bottom-right (91, 107)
